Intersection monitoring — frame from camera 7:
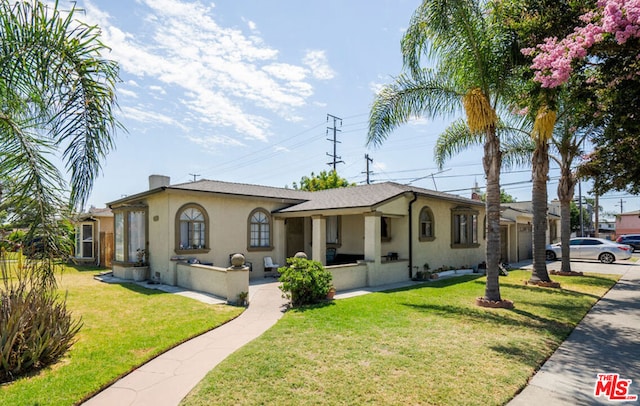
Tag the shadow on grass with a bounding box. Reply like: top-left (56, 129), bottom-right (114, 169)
top-left (402, 301), bottom-right (574, 340)
top-left (65, 263), bottom-right (109, 273)
top-left (288, 300), bottom-right (336, 313)
top-left (116, 282), bottom-right (167, 296)
top-left (385, 274), bottom-right (485, 293)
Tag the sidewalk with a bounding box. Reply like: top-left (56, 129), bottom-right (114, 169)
top-left (83, 280), bottom-right (288, 406)
top-left (508, 260), bottom-right (640, 405)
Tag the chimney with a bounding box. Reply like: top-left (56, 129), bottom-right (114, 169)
top-left (149, 175), bottom-right (170, 190)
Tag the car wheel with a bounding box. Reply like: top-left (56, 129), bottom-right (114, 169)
top-left (599, 252), bottom-right (615, 264)
top-left (545, 250), bottom-right (557, 261)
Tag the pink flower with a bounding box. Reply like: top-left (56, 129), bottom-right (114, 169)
top-left (525, 0), bottom-right (640, 87)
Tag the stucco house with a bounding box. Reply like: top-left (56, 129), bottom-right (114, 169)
top-left (615, 210), bottom-right (640, 237)
top-left (107, 175), bottom-right (486, 296)
top-left (73, 206), bottom-right (114, 267)
top-left (499, 201), bottom-right (561, 264)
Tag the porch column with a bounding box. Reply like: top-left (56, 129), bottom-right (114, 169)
top-left (311, 215), bottom-right (327, 265)
top-left (364, 212), bottom-right (382, 264)
top-left (273, 217), bottom-right (286, 264)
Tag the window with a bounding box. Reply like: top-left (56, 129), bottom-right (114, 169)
top-left (451, 207), bottom-right (479, 248)
top-left (75, 222), bottom-right (94, 259)
top-left (326, 216), bottom-right (340, 245)
top-left (419, 207), bottom-right (435, 241)
top-left (248, 208), bottom-right (271, 250)
top-left (381, 217), bottom-right (391, 241)
top-left (176, 203), bottom-right (209, 253)
top-left (115, 212), bottom-right (124, 262)
top-left (113, 206), bottom-right (148, 263)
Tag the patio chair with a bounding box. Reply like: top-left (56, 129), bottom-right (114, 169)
top-left (263, 256), bottom-right (280, 274)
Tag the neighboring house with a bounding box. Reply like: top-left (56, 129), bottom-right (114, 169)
top-left (499, 201), bottom-right (561, 264)
top-left (597, 219), bottom-right (616, 240)
top-left (74, 206), bottom-right (114, 267)
top-left (107, 175), bottom-right (487, 295)
top-left (615, 210), bottom-right (640, 237)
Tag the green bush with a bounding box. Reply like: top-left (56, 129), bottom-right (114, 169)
top-left (0, 271), bottom-right (82, 383)
top-left (278, 257), bottom-right (333, 306)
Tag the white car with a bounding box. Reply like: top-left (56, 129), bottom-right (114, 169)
top-left (546, 237), bottom-right (633, 264)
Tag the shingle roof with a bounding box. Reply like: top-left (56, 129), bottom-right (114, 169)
top-left (276, 182), bottom-right (482, 213)
top-left (109, 178), bottom-right (481, 212)
top-left (167, 179), bottom-right (311, 201)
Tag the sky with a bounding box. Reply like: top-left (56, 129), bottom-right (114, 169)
top-left (70, 0), bottom-right (638, 220)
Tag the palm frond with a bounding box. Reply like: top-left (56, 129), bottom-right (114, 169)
top-left (367, 70), bottom-right (461, 147)
top-left (434, 118), bottom-right (483, 168)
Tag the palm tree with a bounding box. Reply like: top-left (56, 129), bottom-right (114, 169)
top-left (552, 111), bottom-right (594, 274)
top-left (368, 0), bottom-right (518, 303)
top-left (529, 104), bottom-right (556, 284)
top-left (0, 0), bottom-right (121, 287)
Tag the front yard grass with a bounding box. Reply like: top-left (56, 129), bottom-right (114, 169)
top-left (0, 264), bottom-right (243, 406)
top-left (182, 270), bottom-right (618, 406)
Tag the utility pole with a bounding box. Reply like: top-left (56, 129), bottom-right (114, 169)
top-left (578, 182), bottom-right (584, 237)
top-left (617, 198), bottom-right (626, 214)
top-left (594, 193), bottom-right (600, 238)
top-left (189, 173), bottom-right (200, 182)
top-left (363, 154), bottom-right (374, 184)
top-left (326, 114), bottom-right (343, 171)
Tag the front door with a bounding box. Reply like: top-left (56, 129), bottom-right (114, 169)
top-left (286, 218), bottom-right (305, 258)
top-left (500, 225), bottom-right (509, 263)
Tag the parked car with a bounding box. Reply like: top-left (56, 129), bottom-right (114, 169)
top-left (546, 237), bottom-right (633, 264)
top-left (616, 234), bottom-right (640, 252)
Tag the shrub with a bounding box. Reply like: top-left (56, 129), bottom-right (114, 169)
top-left (0, 264), bottom-right (82, 383)
top-left (278, 257), bottom-right (333, 306)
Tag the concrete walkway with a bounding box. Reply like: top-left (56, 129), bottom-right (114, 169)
top-left (83, 279), bottom-right (288, 406)
top-left (509, 259), bottom-right (640, 405)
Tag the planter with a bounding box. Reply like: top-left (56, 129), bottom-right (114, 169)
top-left (132, 266), bottom-right (149, 281)
top-left (326, 287), bottom-right (336, 300)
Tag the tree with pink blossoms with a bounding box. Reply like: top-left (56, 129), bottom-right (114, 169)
top-left (526, 0), bottom-right (640, 88)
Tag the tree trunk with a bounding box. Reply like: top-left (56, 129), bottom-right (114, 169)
top-left (530, 141), bottom-right (551, 282)
top-left (557, 156), bottom-right (576, 273)
top-left (483, 128), bottom-right (502, 301)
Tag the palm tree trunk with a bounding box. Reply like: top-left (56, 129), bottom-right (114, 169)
top-left (483, 128), bottom-right (502, 301)
top-left (530, 141), bottom-right (551, 282)
top-left (557, 160), bottom-right (576, 273)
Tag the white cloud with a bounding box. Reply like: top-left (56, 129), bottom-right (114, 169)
top-left (121, 105), bottom-right (187, 130)
top-left (118, 88), bottom-right (138, 98)
top-left (149, 85), bottom-right (166, 95)
top-left (83, 0), bottom-right (325, 142)
top-left (303, 50), bottom-right (335, 80)
top-left (186, 134), bottom-right (245, 150)
top-left (369, 81), bottom-right (385, 95)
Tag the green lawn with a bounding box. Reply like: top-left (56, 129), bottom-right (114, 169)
top-left (0, 265), bottom-right (244, 406)
top-left (181, 270), bottom-right (618, 406)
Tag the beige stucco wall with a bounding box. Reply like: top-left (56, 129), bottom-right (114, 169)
top-left (411, 196), bottom-right (486, 272)
top-left (339, 215), bottom-right (364, 254)
top-left (144, 190), bottom-right (291, 283)
top-left (176, 262), bottom-right (249, 303)
top-left (327, 262), bottom-right (368, 290)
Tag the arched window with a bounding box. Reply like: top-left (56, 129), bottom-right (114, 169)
top-left (175, 203), bottom-right (209, 253)
top-left (248, 208), bottom-right (272, 250)
top-left (419, 206), bottom-right (435, 241)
